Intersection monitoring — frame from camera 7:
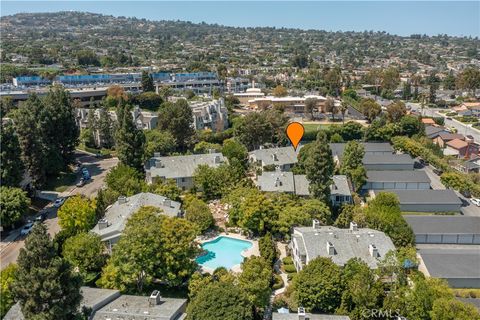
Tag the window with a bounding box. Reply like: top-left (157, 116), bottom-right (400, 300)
top-left (335, 196), bottom-right (340, 202)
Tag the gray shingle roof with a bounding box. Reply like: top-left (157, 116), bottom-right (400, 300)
top-left (249, 146), bottom-right (299, 167)
top-left (363, 153), bottom-right (414, 165)
top-left (92, 295), bottom-right (187, 320)
top-left (330, 175), bottom-right (352, 197)
top-left (256, 173), bottom-right (349, 197)
top-left (379, 189), bottom-right (462, 205)
top-left (293, 226), bottom-right (396, 268)
top-left (91, 193), bottom-right (181, 241)
top-left (404, 216), bottom-right (480, 235)
top-left (419, 248), bottom-right (480, 279)
top-left (366, 170), bottom-right (430, 183)
top-left (425, 125), bottom-right (447, 138)
top-left (146, 153), bottom-right (226, 179)
top-left (273, 313), bottom-right (350, 320)
top-left (330, 142), bottom-right (393, 158)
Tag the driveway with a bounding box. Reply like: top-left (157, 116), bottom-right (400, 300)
top-left (0, 152), bottom-right (119, 269)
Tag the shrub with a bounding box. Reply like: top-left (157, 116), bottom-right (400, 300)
top-left (284, 264), bottom-right (297, 273)
top-left (272, 274), bottom-right (284, 290)
top-left (282, 256), bottom-right (294, 265)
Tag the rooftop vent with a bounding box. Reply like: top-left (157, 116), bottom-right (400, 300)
top-left (149, 290), bottom-right (161, 306)
top-left (312, 219), bottom-right (321, 229)
top-left (155, 159), bottom-right (164, 168)
top-left (214, 155), bottom-right (222, 164)
top-left (163, 199), bottom-right (171, 208)
top-left (369, 244), bottom-right (379, 258)
top-left (98, 218), bottom-right (109, 230)
top-left (350, 221), bottom-right (358, 232)
top-left (272, 153), bottom-right (279, 161)
top-left (326, 241), bottom-right (335, 255)
top-left (118, 196), bottom-right (127, 204)
top-left (274, 177), bottom-right (283, 187)
top-left (298, 307), bottom-right (306, 320)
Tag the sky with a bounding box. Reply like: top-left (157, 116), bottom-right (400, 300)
top-left (1, 1), bottom-right (479, 37)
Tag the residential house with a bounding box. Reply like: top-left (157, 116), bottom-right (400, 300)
top-left (91, 193), bottom-right (181, 250)
top-left (362, 170), bottom-right (431, 190)
top-left (372, 189), bottom-right (462, 212)
top-left (145, 152), bottom-right (227, 189)
top-left (290, 222), bottom-right (395, 271)
top-left (425, 125), bottom-right (448, 139)
top-left (405, 216), bottom-right (480, 244)
top-left (191, 98), bottom-right (228, 132)
top-left (273, 309), bottom-right (350, 320)
top-left (330, 142), bottom-right (393, 163)
top-left (421, 118), bottom-right (436, 125)
top-left (248, 95), bottom-right (327, 114)
top-left (249, 146), bottom-right (299, 171)
top-left (256, 172), bottom-right (352, 206)
top-left (433, 133), bottom-right (465, 148)
top-left (445, 139), bottom-right (469, 157)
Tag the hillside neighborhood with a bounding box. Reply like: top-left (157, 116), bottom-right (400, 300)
top-left (1, 7), bottom-right (480, 320)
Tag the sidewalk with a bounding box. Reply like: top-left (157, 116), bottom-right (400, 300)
top-left (0, 229), bottom-right (21, 253)
top-left (273, 242), bottom-right (289, 296)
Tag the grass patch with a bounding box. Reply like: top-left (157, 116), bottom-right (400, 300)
top-left (402, 211), bottom-right (457, 216)
top-left (303, 123), bottom-right (337, 133)
top-left (78, 143), bottom-right (115, 157)
top-left (453, 288), bottom-right (480, 298)
top-left (45, 172), bottom-right (77, 192)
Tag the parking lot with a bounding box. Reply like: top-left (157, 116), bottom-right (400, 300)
top-left (0, 151), bottom-right (118, 270)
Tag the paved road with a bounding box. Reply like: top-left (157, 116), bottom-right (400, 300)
top-left (0, 152), bottom-right (118, 269)
top-left (408, 104), bottom-right (480, 143)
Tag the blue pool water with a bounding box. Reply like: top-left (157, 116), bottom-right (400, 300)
top-left (196, 236), bottom-right (253, 270)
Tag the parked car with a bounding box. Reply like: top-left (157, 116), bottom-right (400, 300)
top-left (76, 178), bottom-right (86, 187)
top-left (20, 222), bottom-right (34, 236)
top-left (34, 210), bottom-right (48, 222)
top-left (53, 198), bottom-right (66, 208)
top-left (471, 198), bottom-right (480, 207)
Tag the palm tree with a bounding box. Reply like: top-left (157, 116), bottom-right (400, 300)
top-left (339, 101), bottom-right (349, 124)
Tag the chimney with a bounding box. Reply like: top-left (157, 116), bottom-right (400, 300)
top-left (153, 152), bottom-right (161, 158)
top-left (369, 244), bottom-right (379, 258)
top-left (149, 290), bottom-right (161, 306)
top-left (272, 153), bottom-right (279, 161)
top-left (98, 218), bottom-right (109, 230)
top-left (298, 307), bottom-right (306, 320)
top-left (326, 241), bottom-right (335, 255)
top-left (214, 155), bottom-right (222, 164)
top-left (118, 196), bottom-right (127, 204)
top-left (274, 177), bottom-right (282, 187)
top-left (312, 219), bottom-right (320, 229)
top-left (208, 148), bottom-right (216, 154)
top-left (155, 159), bottom-right (163, 168)
top-left (163, 199), bottom-right (171, 208)
top-left (350, 221), bottom-right (358, 232)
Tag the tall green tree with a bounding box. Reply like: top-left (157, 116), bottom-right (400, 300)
top-left (144, 129), bottom-right (176, 159)
top-left (41, 86), bottom-right (79, 173)
top-left (57, 195), bottom-right (97, 236)
top-left (305, 131), bottom-right (334, 202)
top-left (0, 187), bottom-right (30, 229)
top-left (141, 71), bottom-right (155, 92)
top-left (386, 101), bottom-right (407, 122)
top-left (115, 101), bottom-right (146, 171)
top-left (62, 232), bottom-right (107, 277)
top-left (238, 256), bottom-right (272, 309)
top-left (12, 94), bottom-right (47, 187)
top-left (430, 298), bottom-right (480, 320)
top-left (187, 281), bottom-right (254, 320)
top-left (258, 232), bottom-right (278, 267)
top-left (340, 141), bottom-right (366, 192)
top-left (0, 263), bottom-right (17, 318)
top-left (359, 98), bottom-right (381, 123)
top-left (291, 257), bottom-right (343, 313)
top-left (184, 195), bottom-right (214, 233)
top-left (97, 106), bottom-right (115, 149)
top-left (157, 99), bottom-right (195, 149)
top-left (11, 223), bottom-right (82, 320)
top-left (98, 207), bottom-right (199, 292)
top-left (456, 67), bottom-right (480, 95)
top-left (0, 122), bottom-right (23, 187)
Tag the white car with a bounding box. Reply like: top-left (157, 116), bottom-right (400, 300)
top-left (53, 198), bottom-right (66, 208)
top-left (471, 198), bottom-right (480, 207)
top-left (20, 222), bottom-right (34, 236)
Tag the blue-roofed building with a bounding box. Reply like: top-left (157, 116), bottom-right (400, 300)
top-left (13, 76), bottom-right (51, 86)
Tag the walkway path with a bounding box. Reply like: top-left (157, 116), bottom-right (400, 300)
top-left (273, 242), bottom-right (289, 296)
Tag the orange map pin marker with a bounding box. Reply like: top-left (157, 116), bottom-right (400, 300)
top-left (286, 122), bottom-right (305, 151)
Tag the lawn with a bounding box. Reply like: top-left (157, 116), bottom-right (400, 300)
top-left (302, 123), bottom-right (337, 133)
top-left (44, 172), bottom-right (77, 192)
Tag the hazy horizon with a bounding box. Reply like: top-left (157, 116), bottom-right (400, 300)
top-left (1, 1), bottom-right (479, 37)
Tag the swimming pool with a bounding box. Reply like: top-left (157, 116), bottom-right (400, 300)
top-left (196, 236), bottom-right (253, 270)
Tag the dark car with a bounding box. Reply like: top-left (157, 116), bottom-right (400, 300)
top-left (35, 210), bottom-right (48, 222)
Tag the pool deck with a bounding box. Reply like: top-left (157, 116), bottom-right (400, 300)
top-left (196, 232), bottom-right (260, 273)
